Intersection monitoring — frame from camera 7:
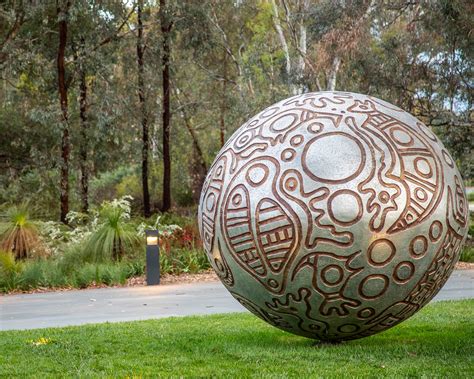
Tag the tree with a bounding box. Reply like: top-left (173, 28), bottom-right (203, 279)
top-left (57, 1), bottom-right (71, 223)
top-left (160, 0), bottom-right (172, 212)
top-left (137, 0), bottom-right (151, 217)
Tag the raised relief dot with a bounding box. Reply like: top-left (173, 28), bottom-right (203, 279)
top-left (307, 122), bottom-right (324, 134)
top-left (378, 191), bottom-right (390, 203)
top-left (284, 177), bottom-right (298, 191)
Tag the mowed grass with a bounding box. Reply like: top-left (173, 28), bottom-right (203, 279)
top-left (1, 300), bottom-right (473, 378)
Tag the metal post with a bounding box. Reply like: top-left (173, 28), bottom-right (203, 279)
top-left (145, 229), bottom-right (160, 285)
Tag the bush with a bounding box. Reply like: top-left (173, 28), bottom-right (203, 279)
top-left (467, 192), bottom-right (474, 202)
top-left (73, 263), bottom-right (98, 288)
top-left (0, 204), bottom-right (47, 259)
top-left (460, 246), bottom-right (474, 263)
top-left (0, 250), bottom-right (23, 291)
top-left (82, 197), bottom-right (143, 262)
top-left (161, 248), bottom-right (210, 275)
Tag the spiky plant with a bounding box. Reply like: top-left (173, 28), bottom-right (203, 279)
top-left (83, 198), bottom-right (142, 262)
top-left (0, 204), bottom-right (46, 260)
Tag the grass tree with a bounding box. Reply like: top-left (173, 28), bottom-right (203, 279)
top-left (0, 204), bottom-right (46, 260)
top-left (83, 197), bottom-right (142, 262)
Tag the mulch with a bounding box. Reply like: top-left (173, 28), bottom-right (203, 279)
top-left (3, 263), bottom-right (473, 296)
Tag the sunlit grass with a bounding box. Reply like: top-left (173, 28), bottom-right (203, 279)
top-left (1, 299), bottom-right (473, 377)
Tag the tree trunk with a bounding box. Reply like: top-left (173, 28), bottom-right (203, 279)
top-left (160, 0), bottom-right (172, 212)
top-left (219, 51), bottom-right (227, 147)
top-left (270, 0), bottom-right (291, 79)
top-left (78, 45), bottom-right (89, 214)
top-left (57, 2), bottom-right (70, 224)
top-left (327, 56), bottom-right (341, 91)
top-left (137, 0), bottom-right (151, 217)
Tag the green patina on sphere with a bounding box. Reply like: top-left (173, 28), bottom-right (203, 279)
top-left (198, 92), bottom-right (469, 341)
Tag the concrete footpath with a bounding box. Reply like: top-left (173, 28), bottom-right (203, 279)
top-left (1, 270), bottom-right (473, 331)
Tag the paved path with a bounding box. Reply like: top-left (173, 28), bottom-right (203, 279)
top-left (1, 270), bottom-right (473, 331)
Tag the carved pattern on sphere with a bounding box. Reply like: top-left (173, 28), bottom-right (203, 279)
top-left (197, 91), bottom-right (469, 341)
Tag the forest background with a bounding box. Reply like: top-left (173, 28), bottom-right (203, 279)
top-left (0, 0), bottom-right (472, 291)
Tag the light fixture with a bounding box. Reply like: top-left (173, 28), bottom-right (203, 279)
top-left (145, 229), bottom-right (160, 285)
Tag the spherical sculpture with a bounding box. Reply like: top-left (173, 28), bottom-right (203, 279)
top-left (198, 92), bottom-right (468, 341)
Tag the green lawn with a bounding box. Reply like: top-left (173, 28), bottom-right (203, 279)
top-left (1, 300), bottom-right (473, 378)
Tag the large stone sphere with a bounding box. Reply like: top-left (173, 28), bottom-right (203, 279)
top-left (198, 91), bottom-right (469, 341)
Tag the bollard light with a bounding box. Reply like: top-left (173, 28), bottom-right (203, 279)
top-left (145, 229), bottom-right (160, 285)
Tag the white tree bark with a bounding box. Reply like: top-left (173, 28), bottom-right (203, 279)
top-left (327, 55), bottom-right (341, 91)
top-left (270, 0), bottom-right (291, 77)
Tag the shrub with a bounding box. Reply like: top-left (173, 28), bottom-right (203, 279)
top-left (19, 259), bottom-right (46, 290)
top-left (460, 246), bottom-right (474, 263)
top-left (0, 250), bottom-right (24, 292)
top-left (83, 197), bottom-right (142, 262)
top-left (161, 248), bottom-right (210, 275)
top-left (467, 192), bottom-right (474, 202)
top-left (0, 204), bottom-right (47, 259)
top-left (73, 264), bottom-right (98, 288)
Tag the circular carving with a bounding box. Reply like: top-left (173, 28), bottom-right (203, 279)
top-left (394, 261), bottom-right (415, 283)
top-left (415, 187), bottom-right (428, 202)
top-left (246, 164), bottom-right (269, 187)
top-left (390, 127), bottom-right (414, 146)
top-left (410, 236), bottom-right (428, 258)
top-left (442, 150), bottom-right (454, 168)
top-left (328, 190), bottom-right (363, 226)
top-left (367, 239), bottom-right (396, 266)
top-left (357, 307), bottom-right (375, 319)
top-left (429, 221), bottom-right (443, 242)
top-left (414, 157), bottom-right (433, 178)
top-left (205, 193), bottom-right (216, 212)
top-left (281, 148), bottom-right (296, 162)
top-left (359, 274), bottom-right (389, 299)
top-left (198, 91), bottom-right (468, 342)
top-left (302, 132), bottom-right (365, 183)
top-left (338, 324), bottom-right (359, 333)
top-left (321, 265), bottom-right (344, 286)
top-left (290, 134), bottom-right (304, 146)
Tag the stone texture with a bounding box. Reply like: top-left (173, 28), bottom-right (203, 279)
top-left (198, 91), bottom-right (469, 341)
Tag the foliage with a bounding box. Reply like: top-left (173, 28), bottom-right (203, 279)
top-left (82, 196), bottom-right (142, 261)
top-left (0, 300), bottom-right (473, 377)
top-left (1, 1), bottom-right (472, 223)
top-left (460, 246), bottom-right (474, 263)
top-left (0, 250), bottom-right (23, 291)
top-left (0, 204), bottom-right (47, 259)
top-left (468, 192), bottom-right (474, 202)
top-left (161, 247), bottom-right (209, 275)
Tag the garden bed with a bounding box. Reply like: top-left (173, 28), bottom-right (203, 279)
top-left (3, 269), bottom-right (219, 295)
